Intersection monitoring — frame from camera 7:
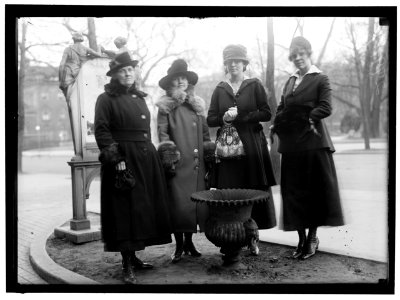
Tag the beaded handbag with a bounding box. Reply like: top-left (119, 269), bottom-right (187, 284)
top-left (215, 124), bottom-right (245, 159)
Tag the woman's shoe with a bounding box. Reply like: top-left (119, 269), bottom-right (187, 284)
top-left (183, 240), bottom-right (202, 257)
top-left (301, 237), bottom-right (319, 260)
top-left (291, 246), bottom-right (304, 259)
top-left (131, 255), bottom-right (154, 270)
top-left (123, 267), bottom-right (137, 284)
top-left (291, 229), bottom-right (306, 259)
top-left (122, 257), bottom-right (137, 284)
top-left (171, 247), bottom-right (184, 263)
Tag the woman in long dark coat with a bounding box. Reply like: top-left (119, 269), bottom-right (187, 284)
top-left (156, 59), bottom-right (210, 263)
top-left (271, 36), bottom-right (344, 260)
top-left (94, 52), bottom-right (173, 283)
top-left (207, 44), bottom-right (277, 254)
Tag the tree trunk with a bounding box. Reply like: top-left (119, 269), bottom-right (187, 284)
top-left (370, 32), bottom-right (388, 138)
top-left (316, 18), bottom-right (336, 67)
top-left (18, 20), bottom-right (28, 173)
top-left (266, 17), bottom-right (281, 184)
top-left (359, 18), bottom-right (375, 149)
top-left (87, 17), bottom-right (98, 51)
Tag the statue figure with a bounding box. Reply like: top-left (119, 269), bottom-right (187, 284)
top-left (59, 32), bottom-right (103, 99)
top-left (101, 36), bottom-right (130, 58)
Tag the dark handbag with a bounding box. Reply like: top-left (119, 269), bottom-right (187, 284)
top-left (215, 124), bottom-right (245, 159)
top-left (114, 168), bottom-right (136, 191)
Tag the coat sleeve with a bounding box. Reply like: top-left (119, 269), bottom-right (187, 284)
top-left (235, 80), bottom-right (272, 123)
top-left (277, 78), bottom-right (290, 114)
top-left (201, 115), bottom-right (211, 142)
top-left (309, 74), bottom-right (332, 121)
top-left (207, 88), bottom-right (224, 127)
top-left (157, 110), bottom-right (171, 143)
top-left (94, 94), bottom-right (116, 150)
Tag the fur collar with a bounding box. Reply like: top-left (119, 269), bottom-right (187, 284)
top-left (104, 79), bottom-right (148, 98)
top-left (156, 85), bottom-right (206, 116)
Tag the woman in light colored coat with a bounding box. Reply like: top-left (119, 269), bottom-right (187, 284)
top-left (156, 59), bottom-right (210, 263)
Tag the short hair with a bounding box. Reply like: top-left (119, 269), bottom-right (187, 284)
top-left (288, 36), bottom-right (312, 61)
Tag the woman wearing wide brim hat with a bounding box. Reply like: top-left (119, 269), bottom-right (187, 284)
top-left (94, 52), bottom-right (173, 284)
top-left (158, 59), bottom-right (199, 90)
top-left (207, 44), bottom-right (277, 258)
top-left (156, 59), bottom-right (211, 263)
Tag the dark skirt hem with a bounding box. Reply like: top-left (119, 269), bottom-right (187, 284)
top-left (103, 235), bottom-right (172, 252)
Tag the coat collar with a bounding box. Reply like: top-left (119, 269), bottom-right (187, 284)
top-left (290, 65), bottom-right (321, 78)
top-left (104, 79), bottom-right (148, 98)
top-left (156, 85), bottom-right (206, 116)
top-left (286, 65), bottom-right (322, 96)
top-left (216, 78), bottom-right (259, 97)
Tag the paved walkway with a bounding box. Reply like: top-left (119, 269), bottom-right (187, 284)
top-left (17, 138), bottom-right (389, 284)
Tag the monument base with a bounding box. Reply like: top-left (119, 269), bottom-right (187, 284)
top-left (54, 224), bottom-right (101, 244)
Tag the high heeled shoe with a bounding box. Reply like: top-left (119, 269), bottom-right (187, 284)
top-left (171, 246), bottom-right (184, 263)
top-left (131, 255), bottom-right (154, 269)
top-left (291, 230), bottom-right (306, 259)
top-left (301, 237), bottom-right (319, 260)
top-left (291, 243), bottom-right (305, 259)
top-left (183, 240), bottom-right (202, 257)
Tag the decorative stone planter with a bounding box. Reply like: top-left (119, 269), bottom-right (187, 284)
top-left (191, 189), bottom-right (271, 265)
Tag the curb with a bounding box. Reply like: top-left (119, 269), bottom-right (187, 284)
top-left (29, 220), bottom-right (100, 285)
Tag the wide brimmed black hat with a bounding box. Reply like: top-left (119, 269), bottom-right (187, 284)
top-left (106, 52), bottom-right (139, 76)
top-left (159, 59), bottom-right (198, 90)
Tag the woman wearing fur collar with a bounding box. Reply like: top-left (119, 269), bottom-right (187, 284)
top-left (207, 44), bottom-right (277, 256)
top-left (156, 59), bottom-right (211, 263)
top-left (94, 52), bottom-right (173, 284)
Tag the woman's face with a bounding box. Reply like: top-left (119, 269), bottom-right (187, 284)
top-left (114, 65), bottom-right (139, 87)
top-left (289, 47), bottom-right (312, 73)
top-left (225, 59), bottom-right (245, 76)
top-left (171, 75), bottom-right (189, 91)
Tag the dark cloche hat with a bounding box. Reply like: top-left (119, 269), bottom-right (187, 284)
top-left (106, 52), bottom-right (139, 77)
top-left (223, 44), bottom-right (249, 65)
top-left (159, 59), bottom-right (198, 90)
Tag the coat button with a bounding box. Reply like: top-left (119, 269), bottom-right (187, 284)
top-left (144, 133), bottom-right (148, 138)
top-left (141, 115), bottom-right (146, 119)
top-left (193, 122), bottom-right (197, 126)
top-left (194, 149), bottom-right (198, 153)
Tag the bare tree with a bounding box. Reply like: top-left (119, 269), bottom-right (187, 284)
top-left (87, 17), bottom-right (98, 51)
top-left (346, 17), bottom-right (388, 148)
top-left (316, 18), bottom-right (336, 67)
top-left (18, 19), bottom-right (28, 172)
top-left (118, 18), bottom-right (195, 87)
top-left (266, 17), bottom-right (281, 183)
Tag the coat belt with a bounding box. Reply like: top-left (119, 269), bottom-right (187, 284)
top-left (111, 129), bottom-right (150, 141)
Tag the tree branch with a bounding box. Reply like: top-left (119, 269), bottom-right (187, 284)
top-left (332, 94), bottom-right (360, 112)
top-left (331, 81), bottom-right (359, 89)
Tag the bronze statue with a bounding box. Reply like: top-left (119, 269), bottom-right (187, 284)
top-left (59, 32), bottom-right (103, 99)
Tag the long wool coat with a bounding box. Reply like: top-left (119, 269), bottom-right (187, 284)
top-left (156, 86), bottom-right (210, 233)
top-left (276, 71), bottom-right (344, 231)
top-left (94, 80), bottom-right (173, 251)
top-left (207, 78), bottom-right (277, 229)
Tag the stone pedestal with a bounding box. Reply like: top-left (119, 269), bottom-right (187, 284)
top-left (54, 158), bottom-right (102, 244)
top-left (55, 58), bottom-right (110, 244)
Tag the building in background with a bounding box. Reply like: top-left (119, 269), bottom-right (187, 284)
top-left (23, 65), bottom-right (72, 150)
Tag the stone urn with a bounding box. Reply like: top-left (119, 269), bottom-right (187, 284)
top-left (191, 189), bottom-right (271, 265)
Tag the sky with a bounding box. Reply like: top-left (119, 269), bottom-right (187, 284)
top-left (21, 16), bottom-right (374, 87)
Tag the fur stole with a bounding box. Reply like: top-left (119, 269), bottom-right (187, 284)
top-left (156, 85), bottom-right (206, 116)
top-left (104, 79), bottom-right (148, 98)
